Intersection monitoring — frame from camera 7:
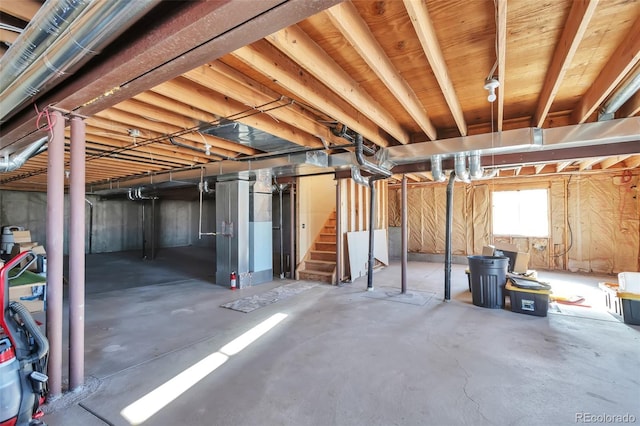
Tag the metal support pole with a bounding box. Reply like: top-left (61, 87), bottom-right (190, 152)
top-left (289, 183), bottom-right (295, 279)
top-left (69, 116), bottom-right (85, 390)
top-left (367, 178), bottom-right (382, 291)
top-left (141, 202), bottom-right (146, 259)
top-left (46, 110), bottom-right (65, 397)
top-left (85, 199), bottom-right (93, 255)
top-left (444, 171), bottom-right (456, 301)
top-left (335, 180), bottom-right (342, 285)
top-left (401, 175), bottom-right (408, 294)
top-left (151, 198), bottom-right (156, 260)
top-left (279, 186), bottom-right (284, 278)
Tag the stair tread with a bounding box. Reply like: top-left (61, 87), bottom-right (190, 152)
top-left (305, 259), bottom-right (336, 265)
top-left (299, 270), bottom-right (334, 276)
top-left (311, 250), bottom-right (336, 254)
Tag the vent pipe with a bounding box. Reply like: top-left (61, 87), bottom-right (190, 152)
top-left (454, 153), bottom-right (469, 182)
top-left (600, 69), bottom-right (640, 119)
top-left (355, 134), bottom-right (392, 177)
top-left (430, 154), bottom-right (446, 182)
top-left (0, 136), bottom-right (47, 172)
top-left (469, 151), bottom-right (483, 179)
top-left (0, 0), bottom-right (160, 123)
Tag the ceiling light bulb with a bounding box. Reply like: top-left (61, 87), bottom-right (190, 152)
top-left (484, 78), bottom-right (500, 103)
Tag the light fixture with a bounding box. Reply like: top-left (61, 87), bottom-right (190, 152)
top-left (204, 144), bottom-right (211, 156)
top-left (484, 78), bottom-right (500, 103)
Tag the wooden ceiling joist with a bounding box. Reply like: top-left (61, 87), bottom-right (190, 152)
top-left (534, 0), bottom-right (599, 128)
top-left (0, 0), bottom-right (41, 22)
top-left (202, 61), bottom-right (344, 147)
top-left (571, 14), bottom-right (640, 124)
top-left (0, 29), bottom-right (19, 45)
top-left (264, 25), bottom-right (409, 144)
top-left (112, 99), bottom-right (259, 156)
top-left (83, 124), bottom-right (213, 165)
top-left (599, 155), bottom-right (631, 169)
top-left (232, 41), bottom-right (390, 148)
top-left (402, 0), bottom-right (464, 137)
top-left (96, 105), bottom-right (252, 158)
top-left (174, 71), bottom-right (325, 149)
top-left (556, 161), bottom-right (573, 173)
top-left (327, 2), bottom-right (437, 140)
top-left (623, 155), bottom-right (640, 169)
top-left (579, 157), bottom-right (604, 171)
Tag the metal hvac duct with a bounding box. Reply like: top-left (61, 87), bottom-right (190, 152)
top-left (89, 150), bottom-right (329, 194)
top-left (430, 154), bottom-right (446, 182)
top-left (0, 136), bottom-right (47, 172)
top-left (454, 153), bottom-right (469, 182)
top-left (0, 0), bottom-right (160, 123)
top-left (468, 150), bottom-right (483, 179)
top-left (601, 69), bottom-right (640, 118)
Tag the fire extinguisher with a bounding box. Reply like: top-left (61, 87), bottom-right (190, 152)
top-left (230, 271), bottom-right (237, 290)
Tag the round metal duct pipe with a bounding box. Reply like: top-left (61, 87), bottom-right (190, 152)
top-left (454, 153), bottom-right (470, 182)
top-left (430, 154), bottom-right (446, 182)
top-left (0, 0), bottom-right (160, 124)
top-left (469, 150), bottom-right (483, 179)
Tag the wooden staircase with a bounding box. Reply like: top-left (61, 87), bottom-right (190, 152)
top-left (297, 211), bottom-right (336, 284)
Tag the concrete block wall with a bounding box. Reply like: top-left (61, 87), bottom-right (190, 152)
top-left (0, 190), bottom-right (215, 255)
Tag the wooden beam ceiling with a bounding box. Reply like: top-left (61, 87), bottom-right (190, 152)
top-left (232, 40), bottom-right (390, 148)
top-left (571, 14), bottom-right (640, 123)
top-left (1, 0), bottom-right (639, 192)
top-left (401, 0), bottom-right (463, 137)
top-left (533, 0), bottom-right (598, 128)
top-left (327, 2), bottom-right (437, 140)
top-left (265, 25), bottom-right (409, 144)
top-left (0, 0), bottom-right (41, 22)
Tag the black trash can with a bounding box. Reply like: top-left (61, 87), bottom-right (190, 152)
top-left (468, 255), bottom-right (509, 308)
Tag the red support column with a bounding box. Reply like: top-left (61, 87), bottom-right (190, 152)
top-left (69, 116), bottom-right (86, 390)
top-left (46, 110), bottom-right (65, 397)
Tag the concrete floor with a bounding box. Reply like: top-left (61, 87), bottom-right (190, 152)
top-left (38, 247), bottom-right (639, 426)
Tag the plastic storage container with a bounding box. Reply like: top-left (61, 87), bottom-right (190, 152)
top-left (467, 255), bottom-right (509, 309)
top-left (506, 279), bottom-right (551, 317)
top-left (618, 272), bottom-right (640, 294)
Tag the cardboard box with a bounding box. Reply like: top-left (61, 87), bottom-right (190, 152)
top-left (494, 242), bottom-right (519, 253)
top-left (11, 230), bottom-right (32, 243)
top-left (482, 245), bottom-right (495, 256)
top-left (10, 243), bottom-right (40, 270)
top-left (512, 252), bottom-right (530, 274)
top-left (9, 283), bottom-right (46, 313)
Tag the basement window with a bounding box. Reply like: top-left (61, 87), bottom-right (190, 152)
top-left (492, 189), bottom-right (549, 237)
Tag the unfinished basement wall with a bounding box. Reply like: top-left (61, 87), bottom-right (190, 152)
top-left (0, 190), bottom-right (215, 254)
top-left (336, 178), bottom-right (388, 281)
top-left (388, 170), bottom-right (640, 274)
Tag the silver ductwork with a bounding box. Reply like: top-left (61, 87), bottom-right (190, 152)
top-left (355, 134), bottom-right (392, 177)
top-left (0, 136), bottom-right (47, 172)
top-left (0, 0), bottom-right (160, 123)
top-left (468, 150), bottom-right (482, 179)
top-left (454, 153), bottom-right (469, 182)
top-left (128, 187), bottom-right (158, 201)
top-left (90, 150), bottom-right (329, 194)
top-left (431, 154), bottom-right (446, 182)
top-left (350, 165), bottom-right (370, 187)
top-left (600, 69), bottom-right (640, 119)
